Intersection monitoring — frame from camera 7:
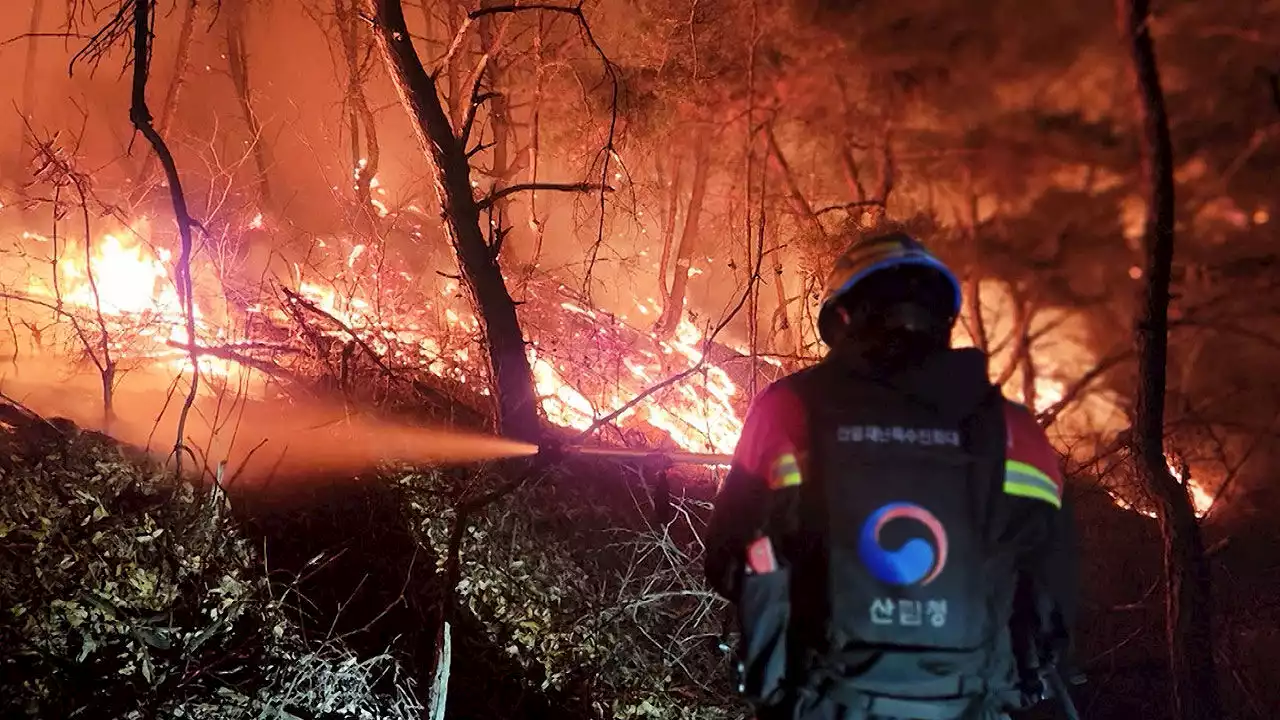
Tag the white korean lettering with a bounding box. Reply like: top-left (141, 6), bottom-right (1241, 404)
top-left (899, 599), bottom-right (922, 626)
top-left (871, 598), bottom-right (896, 625)
top-left (926, 599), bottom-right (948, 628)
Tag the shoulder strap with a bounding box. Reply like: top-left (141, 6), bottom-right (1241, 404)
top-left (966, 384), bottom-right (1013, 695)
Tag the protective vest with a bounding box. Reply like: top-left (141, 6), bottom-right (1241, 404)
top-left (734, 348), bottom-right (1017, 719)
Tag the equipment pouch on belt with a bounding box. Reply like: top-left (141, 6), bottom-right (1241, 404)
top-left (736, 536), bottom-right (790, 705)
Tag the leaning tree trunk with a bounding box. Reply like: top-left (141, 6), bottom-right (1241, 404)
top-left (654, 148), bottom-right (682, 305)
top-left (653, 137), bottom-right (709, 341)
top-left (1117, 0), bottom-right (1221, 717)
top-left (366, 0), bottom-right (542, 443)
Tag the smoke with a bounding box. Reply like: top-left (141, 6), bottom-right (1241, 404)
top-left (0, 359), bottom-right (538, 484)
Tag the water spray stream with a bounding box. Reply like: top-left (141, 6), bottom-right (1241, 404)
top-left (0, 358), bottom-right (734, 487)
top-left (1, 360), bottom-right (540, 482)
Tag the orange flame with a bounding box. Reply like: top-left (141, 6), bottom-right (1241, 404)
top-left (277, 240), bottom-right (744, 454)
top-left (16, 223), bottom-right (252, 384)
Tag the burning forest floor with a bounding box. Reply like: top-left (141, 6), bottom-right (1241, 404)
top-left (0, 213), bottom-right (769, 467)
top-left (1, 208), bottom-right (1274, 719)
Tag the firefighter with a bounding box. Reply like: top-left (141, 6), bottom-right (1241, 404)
top-left (705, 227), bottom-right (1078, 720)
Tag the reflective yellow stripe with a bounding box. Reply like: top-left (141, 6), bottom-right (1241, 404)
top-left (1004, 460), bottom-right (1061, 508)
top-left (769, 452), bottom-right (802, 489)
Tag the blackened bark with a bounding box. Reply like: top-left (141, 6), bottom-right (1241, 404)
top-left (1117, 0), bottom-right (1221, 717)
top-left (477, 1), bottom-right (513, 256)
top-left (367, 0), bottom-right (542, 443)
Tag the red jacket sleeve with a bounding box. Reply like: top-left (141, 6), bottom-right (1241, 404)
top-left (704, 381), bottom-right (808, 598)
top-left (1003, 401), bottom-right (1064, 509)
top-left (1000, 401), bottom-right (1078, 675)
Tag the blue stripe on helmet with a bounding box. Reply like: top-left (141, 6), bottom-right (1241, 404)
top-left (825, 252), bottom-right (962, 318)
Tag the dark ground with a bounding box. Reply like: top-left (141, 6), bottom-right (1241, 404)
top-left (232, 470), bottom-right (597, 720)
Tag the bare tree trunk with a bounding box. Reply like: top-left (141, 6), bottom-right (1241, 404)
top-left (225, 0), bottom-right (274, 210)
top-left (653, 137), bottom-right (709, 340)
top-left (426, 619), bottom-right (452, 720)
top-left (655, 149), bottom-right (683, 305)
top-left (525, 16), bottom-right (547, 271)
top-left (1019, 322), bottom-right (1036, 411)
top-left (367, 0), bottom-right (542, 443)
top-left (337, 0), bottom-right (380, 228)
top-left (965, 276), bottom-right (989, 354)
top-left (134, 0), bottom-right (196, 192)
top-left (994, 283), bottom-right (1033, 390)
top-left (1117, 0), bottom-right (1221, 717)
top-left (14, 0), bottom-right (43, 180)
top-left (763, 126), bottom-right (817, 353)
top-left (477, 1), bottom-right (514, 258)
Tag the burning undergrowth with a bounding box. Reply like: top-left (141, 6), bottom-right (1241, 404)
top-left (0, 196), bottom-right (756, 465)
top-left (0, 190), bottom-right (1216, 514)
top-left (0, 132), bottom-right (1218, 537)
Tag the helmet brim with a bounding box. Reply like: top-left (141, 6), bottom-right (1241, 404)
top-left (818, 255), bottom-right (962, 346)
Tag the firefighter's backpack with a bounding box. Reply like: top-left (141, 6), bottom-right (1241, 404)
top-left (734, 348), bottom-right (1011, 719)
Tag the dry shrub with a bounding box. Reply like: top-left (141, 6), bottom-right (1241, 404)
top-left (0, 407), bottom-right (420, 719)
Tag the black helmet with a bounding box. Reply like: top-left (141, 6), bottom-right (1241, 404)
top-left (817, 231), bottom-right (961, 346)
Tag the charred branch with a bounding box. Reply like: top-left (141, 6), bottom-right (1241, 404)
top-left (468, 3), bottom-right (587, 21)
top-left (656, 149), bottom-right (682, 305)
top-left (840, 143), bottom-right (867, 202)
top-left (133, 0), bottom-right (196, 192)
top-left (458, 58), bottom-right (494, 149)
top-left (476, 181), bottom-right (609, 211)
top-left (765, 124), bottom-right (825, 239)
